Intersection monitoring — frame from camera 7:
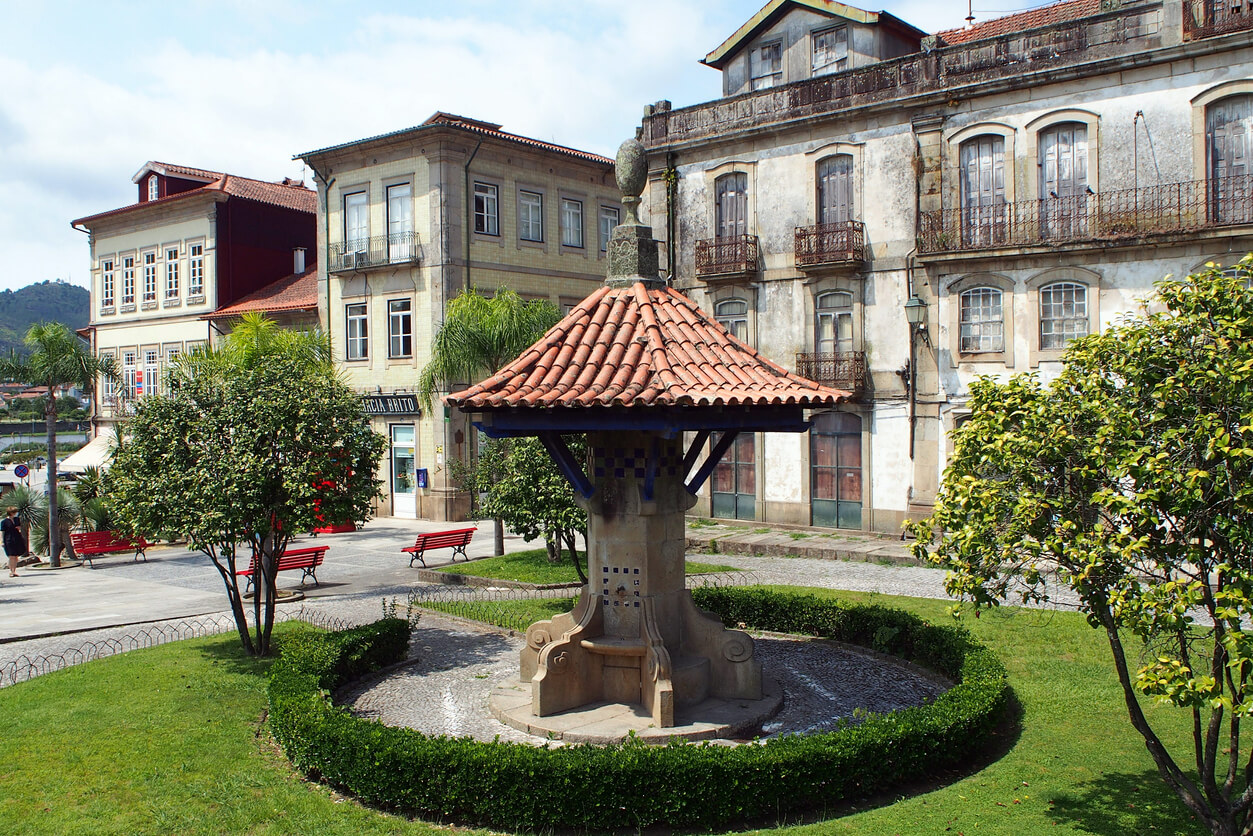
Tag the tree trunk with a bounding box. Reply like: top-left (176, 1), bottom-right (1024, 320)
top-left (209, 545), bottom-right (255, 655)
top-left (45, 393), bottom-right (60, 568)
top-left (494, 517), bottom-right (505, 556)
top-left (565, 531), bottom-right (586, 584)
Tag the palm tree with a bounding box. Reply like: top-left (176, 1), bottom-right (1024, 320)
top-left (0, 322), bottom-right (117, 567)
top-left (418, 288), bottom-right (560, 554)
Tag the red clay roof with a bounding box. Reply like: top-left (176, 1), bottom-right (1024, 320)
top-left (73, 170), bottom-right (315, 227)
top-left (937, 0), bottom-right (1101, 45)
top-left (448, 282), bottom-right (849, 410)
top-left (203, 267), bottom-right (318, 321)
top-left (298, 112), bottom-right (614, 167)
top-left (135, 162), bottom-right (224, 183)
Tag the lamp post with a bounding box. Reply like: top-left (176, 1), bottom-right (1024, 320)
top-left (904, 295), bottom-right (928, 460)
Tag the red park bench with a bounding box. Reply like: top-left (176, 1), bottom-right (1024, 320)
top-left (70, 530), bottom-right (150, 568)
top-left (235, 545), bottom-right (328, 595)
top-left (402, 527), bottom-right (477, 568)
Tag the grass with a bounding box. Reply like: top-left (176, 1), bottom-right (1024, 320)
top-left (0, 588), bottom-right (1208, 835)
top-left (433, 547), bottom-right (736, 585)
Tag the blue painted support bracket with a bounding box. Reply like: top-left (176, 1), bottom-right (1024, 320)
top-left (538, 432), bottom-right (594, 499)
top-left (686, 431), bottom-right (738, 496)
top-left (681, 430), bottom-right (710, 479)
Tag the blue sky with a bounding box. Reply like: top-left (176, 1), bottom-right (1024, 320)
top-left (0, 0), bottom-right (1047, 293)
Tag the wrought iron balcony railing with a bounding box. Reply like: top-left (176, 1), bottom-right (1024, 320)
top-left (329, 232), bottom-right (421, 273)
top-left (695, 234), bottom-right (759, 279)
top-left (795, 220), bottom-right (866, 268)
top-left (1184, 0), bottom-right (1253, 40)
top-left (918, 175), bottom-right (1253, 255)
top-left (795, 351), bottom-right (867, 397)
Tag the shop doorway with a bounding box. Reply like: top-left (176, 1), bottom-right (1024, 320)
top-left (390, 424), bottom-right (416, 518)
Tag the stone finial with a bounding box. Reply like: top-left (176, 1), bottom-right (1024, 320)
top-left (616, 138), bottom-right (646, 226)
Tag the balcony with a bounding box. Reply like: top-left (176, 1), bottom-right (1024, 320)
top-left (695, 234), bottom-right (759, 280)
top-left (795, 351), bottom-right (867, 398)
top-left (1184, 0), bottom-right (1253, 40)
top-left (329, 232), bottom-right (421, 273)
top-left (795, 220), bottom-right (866, 269)
top-left (917, 175), bottom-right (1253, 256)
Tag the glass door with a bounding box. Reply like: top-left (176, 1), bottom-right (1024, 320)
top-left (811, 412), bottom-right (862, 529)
top-left (390, 424), bottom-right (416, 518)
top-left (711, 432), bottom-right (755, 520)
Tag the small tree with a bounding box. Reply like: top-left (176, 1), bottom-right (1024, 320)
top-left (0, 322), bottom-right (116, 567)
top-left (108, 314), bottom-right (385, 656)
top-left (418, 288), bottom-right (562, 555)
top-left (456, 435), bottom-right (588, 582)
top-left (910, 260), bottom-right (1253, 836)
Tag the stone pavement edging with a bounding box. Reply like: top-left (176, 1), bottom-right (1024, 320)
top-left (685, 523), bottom-right (921, 566)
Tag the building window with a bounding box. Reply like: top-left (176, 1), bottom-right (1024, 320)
top-left (561, 198), bottom-right (584, 248)
top-left (750, 41), bottom-right (782, 90)
top-left (816, 291), bottom-right (854, 354)
top-left (387, 183), bottom-right (413, 262)
top-left (165, 346), bottom-right (180, 367)
top-left (188, 244), bottom-right (204, 297)
top-left (388, 299), bottom-right (412, 358)
top-left (599, 206), bottom-right (619, 252)
top-left (148, 175), bottom-right (158, 201)
top-left (960, 135), bottom-right (1007, 247)
top-left (474, 182), bottom-right (499, 235)
top-left (346, 303), bottom-right (368, 361)
top-left (344, 191), bottom-right (368, 252)
top-left (100, 352), bottom-right (116, 405)
top-left (519, 190), bottom-right (543, 242)
top-left (101, 260), bottom-right (115, 307)
top-left (1207, 95), bottom-right (1253, 224)
top-left (1039, 282), bottom-right (1088, 349)
top-left (142, 349), bottom-right (159, 397)
top-left (1039, 122), bottom-right (1089, 238)
top-left (121, 351), bottom-right (137, 401)
top-left (122, 257), bottom-right (135, 304)
top-left (164, 248), bottom-right (179, 298)
top-left (142, 252), bottom-right (157, 302)
top-left (711, 432), bottom-right (756, 520)
top-left (715, 172), bottom-right (748, 239)
top-left (715, 298), bottom-right (748, 342)
top-left (959, 287), bottom-right (1004, 353)
top-left (817, 155), bottom-right (854, 224)
top-left (812, 26), bottom-right (848, 75)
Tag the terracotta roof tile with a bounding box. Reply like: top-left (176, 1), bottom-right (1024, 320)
top-left (202, 268), bottom-right (318, 320)
top-left (73, 171), bottom-right (315, 226)
top-left (146, 162), bottom-right (223, 182)
top-left (937, 0), bottom-right (1101, 45)
top-left (448, 282), bottom-right (849, 410)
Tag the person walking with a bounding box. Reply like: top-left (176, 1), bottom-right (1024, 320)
top-left (3, 506), bottom-right (25, 577)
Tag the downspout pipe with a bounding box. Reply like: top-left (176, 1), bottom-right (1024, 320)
top-left (307, 163), bottom-right (335, 354)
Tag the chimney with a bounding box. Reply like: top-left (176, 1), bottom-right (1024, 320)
top-left (293, 247), bottom-right (306, 274)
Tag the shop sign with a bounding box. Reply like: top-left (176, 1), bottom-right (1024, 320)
top-left (361, 394), bottom-right (421, 416)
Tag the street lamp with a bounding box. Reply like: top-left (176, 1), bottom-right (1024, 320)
top-left (904, 295), bottom-right (929, 343)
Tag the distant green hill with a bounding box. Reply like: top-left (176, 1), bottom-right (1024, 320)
top-left (0, 282), bottom-right (89, 357)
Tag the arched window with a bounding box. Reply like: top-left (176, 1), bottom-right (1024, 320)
top-left (959, 135), bottom-right (1006, 246)
top-left (959, 287), bottom-right (1003, 353)
top-left (715, 298), bottom-right (748, 341)
top-left (1039, 282), bottom-right (1088, 349)
top-left (715, 173), bottom-right (748, 239)
top-left (1207, 95), bottom-right (1253, 224)
top-left (148, 175), bottom-right (158, 201)
top-left (815, 291), bottom-right (853, 355)
top-left (816, 155), bottom-right (854, 224)
top-left (1038, 122), bottom-right (1088, 238)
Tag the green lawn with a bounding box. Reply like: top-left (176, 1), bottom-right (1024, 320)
top-left (433, 547), bottom-right (736, 584)
top-left (0, 588), bottom-right (1206, 835)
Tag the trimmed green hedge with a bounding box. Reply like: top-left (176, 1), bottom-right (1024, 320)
top-left (268, 588), bottom-right (1009, 830)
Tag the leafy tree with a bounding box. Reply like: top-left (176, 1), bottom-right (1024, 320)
top-left (0, 322), bottom-right (116, 566)
top-left (454, 435), bottom-right (588, 582)
top-left (418, 287), bottom-right (561, 554)
top-left (108, 314), bottom-right (385, 656)
top-left (910, 260), bottom-right (1253, 836)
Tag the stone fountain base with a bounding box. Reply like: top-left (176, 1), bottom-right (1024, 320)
top-left (489, 675), bottom-right (782, 744)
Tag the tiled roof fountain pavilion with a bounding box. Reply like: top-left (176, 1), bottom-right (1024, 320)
top-left (447, 138), bottom-right (849, 741)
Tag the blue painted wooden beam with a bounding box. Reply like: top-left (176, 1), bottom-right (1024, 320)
top-left (538, 432), bottom-right (594, 499)
top-left (682, 430), bottom-right (710, 478)
top-left (686, 430), bottom-right (739, 496)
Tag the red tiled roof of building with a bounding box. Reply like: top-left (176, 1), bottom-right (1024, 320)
top-left (937, 0), bottom-right (1101, 45)
top-left (138, 162), bottom-right (223, 183)
top-left (298, 113), bottom-right (614, 167)
top-left (448, 282), bottom-right (848, 410)
top-left (73, 170), bottom-right (315, 227)
top-left (203, 267), bottom-right (318, 320)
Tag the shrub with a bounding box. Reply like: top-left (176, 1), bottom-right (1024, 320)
top-left (268, 588), bottom-right (1009, 830)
